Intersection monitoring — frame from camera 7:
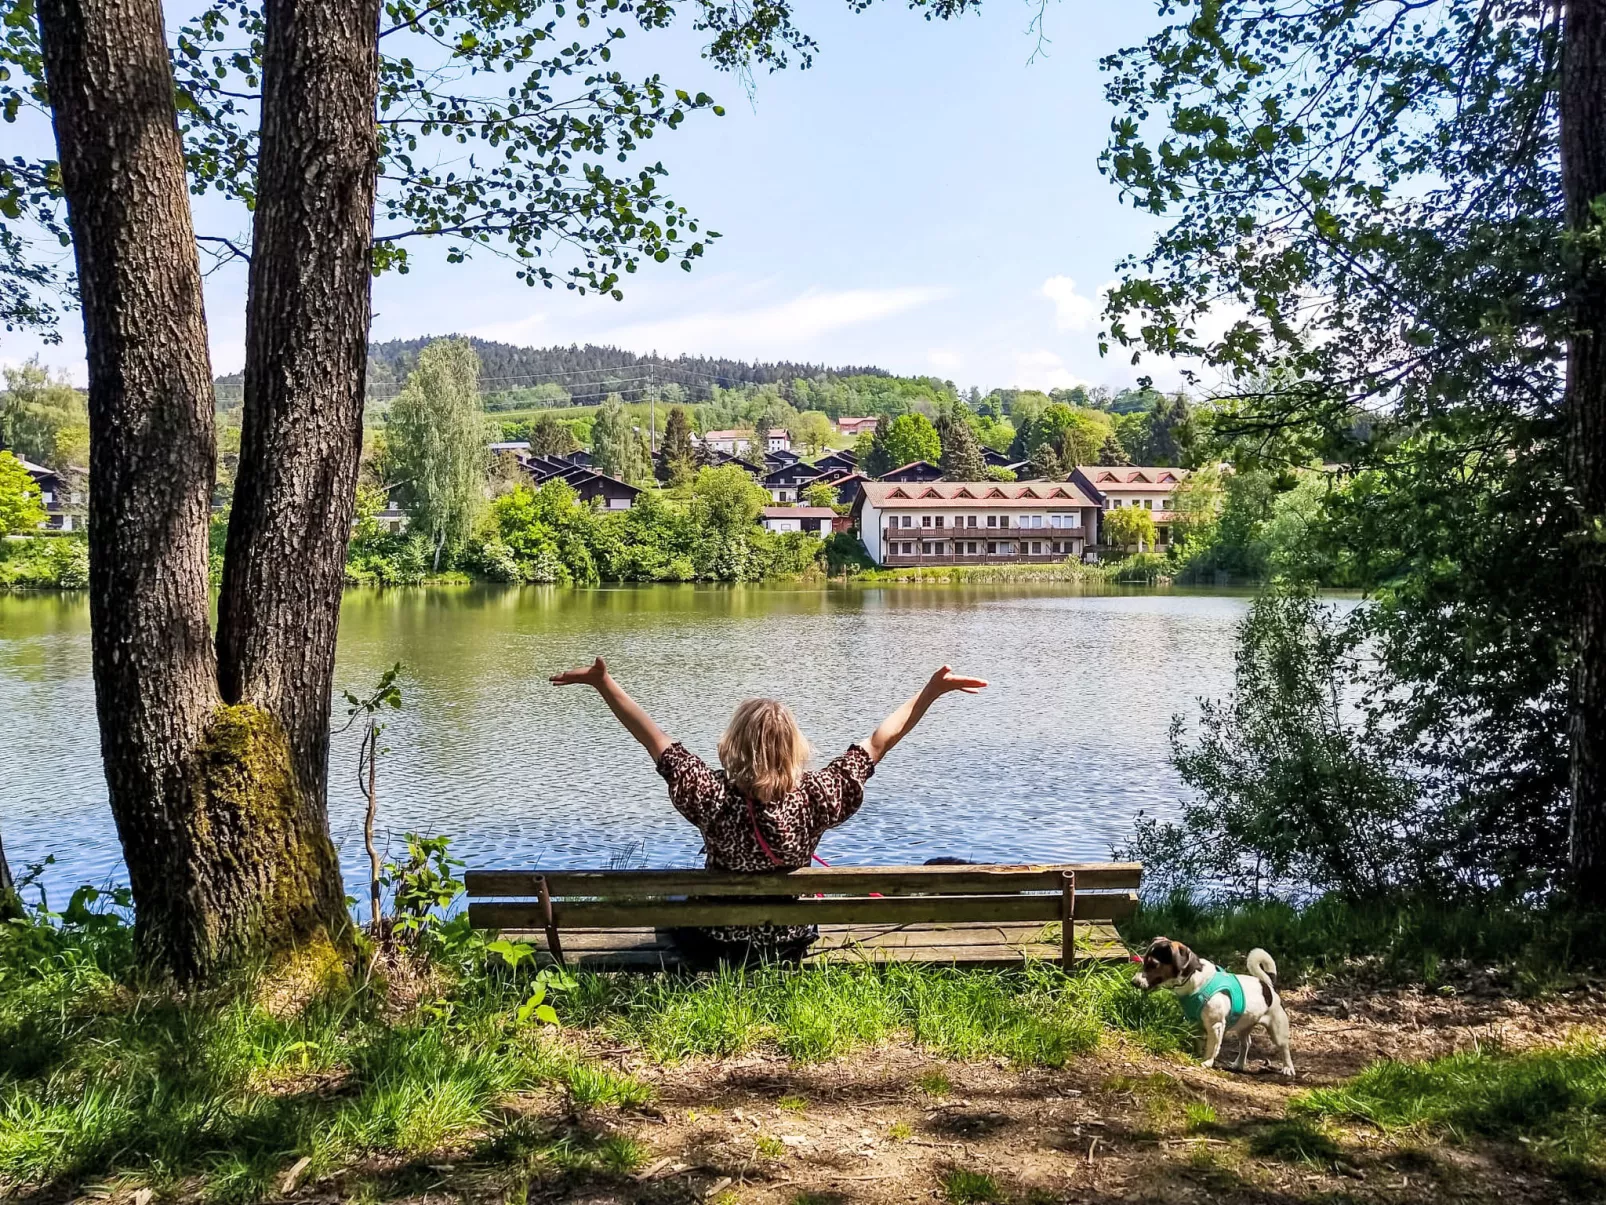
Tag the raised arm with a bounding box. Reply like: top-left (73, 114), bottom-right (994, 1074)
top-left (550, 658), bottom-right (673, 762)
top-left (864, 665), bottom-right (988, 765)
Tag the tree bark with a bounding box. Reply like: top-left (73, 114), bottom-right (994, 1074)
top-left (218, 0), bottom-right (380, 820)
top-left (37, 0), bottom-right (227, 970)
top-left (37, 0), bottom-right (374, 979)
top-left (0, 824), bottom-right (21, 920)
top-left (1563, 0), bottom-right (1606, 906)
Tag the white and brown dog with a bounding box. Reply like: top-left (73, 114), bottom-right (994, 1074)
top-left (1131, 936), bottom-right (1294, 1077)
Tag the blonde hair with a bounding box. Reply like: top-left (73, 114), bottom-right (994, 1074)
top-left (718, 698), bottom-right (811, 802)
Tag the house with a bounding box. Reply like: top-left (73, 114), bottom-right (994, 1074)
top-left (765, 428), bottom-right (792, 453)
top-left (760, 459), bottom-right (820, 503)
top-left (853, 481), bottom-right (1102, 567)
top-left (520, 457), bottom-right (641, 509)
top-left (1069, 465), bottom-right (1190, 548)
top-left (759, 506), bottom-right (837, 535)
top-left (811, 448), bottom-right (858, 476)
top-left (816, 471), bottom-right (868, 507)
top-left (878, 460), bottom-right (944, 483)
top-left (701, 428), bottom-right (752, 454)
top-left (981, 448), bottom-right (1016, 468)
top-left (837, 416), bottom-right (879, 437)
top-left (488, 440), bottom-right (531, 454)
top-left (18, 457), bottom-right (85, 532)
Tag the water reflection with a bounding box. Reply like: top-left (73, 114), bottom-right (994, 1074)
top-left (0, 584), bottom-right (1252, 908)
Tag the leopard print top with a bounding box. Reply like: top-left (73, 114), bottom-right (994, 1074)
top-left (656, 741), bottom-right (875, 947)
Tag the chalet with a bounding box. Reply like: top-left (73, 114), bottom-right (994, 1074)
top-left (759, 506), bottom-right (837, 535)
top-left (1069, 465), bottom-right (1189, 547)
top-left (878, 460), bottom-right (944, 483)
top-left (811, 448), bottom-right (858, 476)
top-left (520, 457), bottom-right (640, 509)
top-left (17, 457), bottom-right (84, 532)
top-left (981, 448), bottom-right (1018, 469)
top-left (853, 480), bottom-right (1102, 567)
top-left (760, 459), bottom-right (820, 503)
top-left (815, 471), bottom-right (868, 507)
top-left (765, 428), bottom-right (792, 453)
top-left (701, 428), bottom-right (752, 454)
top-left (837, 416), bottom-right (879, 437)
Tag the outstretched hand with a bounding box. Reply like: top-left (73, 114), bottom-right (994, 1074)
top-left (926, 665), bottom-right (988, 697)
top-left (551, 657), bottom-right (609, 688)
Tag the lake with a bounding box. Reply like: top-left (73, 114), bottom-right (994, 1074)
top-left (0, 584), bottom-right (1251, 911)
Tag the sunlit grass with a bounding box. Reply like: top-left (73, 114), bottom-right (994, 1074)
top-left (572, 961), bottom-right (1189, 1067)
top-left (1296, 1038), bottom-right (1606, 1181)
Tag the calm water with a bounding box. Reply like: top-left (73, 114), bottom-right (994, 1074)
top-left (0, 584), bottom-right (1250, 909)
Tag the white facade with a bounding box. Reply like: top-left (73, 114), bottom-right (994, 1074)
top-left (857, 482), bottom-right (1101, 566)
top-left (702, 429), bottom-right (752, 454)
top-left (766, 429), bottom-right (792, 452)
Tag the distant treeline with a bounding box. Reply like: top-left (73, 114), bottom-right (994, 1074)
top-left (215, 339), bottom-right (893, 411)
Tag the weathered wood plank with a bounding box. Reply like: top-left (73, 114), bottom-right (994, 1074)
top-left (469, 891), bottom-right (1136, 931)
top-left (465, 862), bottom-right (1141, 899)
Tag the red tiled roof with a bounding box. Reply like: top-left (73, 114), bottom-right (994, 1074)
top-left (1075, 466), bottom-right (1188, 490)
top-left (860, 481), bottom-right (1099, 509)
top-left (702, 428), bottom-right (751, 441)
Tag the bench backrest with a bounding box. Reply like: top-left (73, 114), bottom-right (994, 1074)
top-left (464, 862), bottom-right (1141, 931)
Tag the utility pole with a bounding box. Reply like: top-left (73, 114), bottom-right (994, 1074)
top-left (648, 354), bottom-right (658, 451)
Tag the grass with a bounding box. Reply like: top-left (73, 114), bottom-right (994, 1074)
top-left (916, 1069), bottom-right (952, 1096)
top-left (566, 960), bottom-right (1190, 1067)
top-left (942, 1168), bottom-right (1003, 1204)
top-left (1295, 1038), bottom-right (1606, 1180)
top-left (1125, 890), bottom-right (1606, 989)
top-left (777, 1094), bottom-right (808, 1112)
top-left (1183, 1101), bottom-right (1218, 1133)
top-left (0, 920), bottom-right (651, 1200)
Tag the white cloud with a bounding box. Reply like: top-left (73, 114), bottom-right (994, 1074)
top-left (1039, 275), bottom-right (1104, 332)
top-left (1012, 349), bottom-right (1086, 392)
top-left (927, 348), bottom-right (962, 371)
top-left (502, 286), bottom-right (953, 360)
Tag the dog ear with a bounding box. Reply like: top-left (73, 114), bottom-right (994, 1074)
top-left (1174, 942), bottom-right (1202, 978)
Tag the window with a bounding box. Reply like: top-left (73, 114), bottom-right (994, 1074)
top-left (966, 514), bottom-right (978, 527)
top-left (921, 514), bottom-right (932, 527)
top-left (922, 542), bottom-right (934, 555)
top-left (935, 515), bottom-right (945, 528)
top-left (986, 515), bottom-right (998, 528)
top-left (987, 542), bottom-right (997, 554)
top-left (1031, 541), bottom-right (1042, 555)
top-left (1019, 514), bottom-right (1043, 529)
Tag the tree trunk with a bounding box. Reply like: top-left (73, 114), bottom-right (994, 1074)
top-left (37, 0), bottom-right (229, 972)
top-left (0, 824), bottom-right (21, 920)
top-left (212, 0), bottom-right (382, 962)
top-left (37, 0), bottom-right (375, 979)
top-left (1563, 0), bottom-right (1606, 907)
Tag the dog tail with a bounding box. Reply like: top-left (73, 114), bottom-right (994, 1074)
top-left (1246, 948), bottom-right (1278, 999)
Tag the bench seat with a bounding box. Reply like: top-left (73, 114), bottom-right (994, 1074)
top-left (489, 920), bottom-right (1131, 970)
top-left (465, 862), bottom-right (1141, 971)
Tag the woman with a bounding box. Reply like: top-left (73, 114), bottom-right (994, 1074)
top-left (550, 658), bottom-right (988, 966)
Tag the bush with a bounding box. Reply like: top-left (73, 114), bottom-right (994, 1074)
top-left (0, 534), bottom-right (89, 589)
top-left (1121, 584), bottom-right (1563, 903)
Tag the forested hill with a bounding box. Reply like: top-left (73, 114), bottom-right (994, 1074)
top-left (215, 338), bottom-right (893, 409)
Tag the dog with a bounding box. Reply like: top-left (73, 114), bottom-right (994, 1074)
top-left (1131, 936), bottom-right (1294, 1077)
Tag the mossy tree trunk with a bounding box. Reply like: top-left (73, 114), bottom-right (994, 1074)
top-left (35, 0), bottom-right (376, 980)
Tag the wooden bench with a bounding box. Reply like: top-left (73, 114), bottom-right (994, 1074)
top-left (464, 862), bottom-right (1141, 971)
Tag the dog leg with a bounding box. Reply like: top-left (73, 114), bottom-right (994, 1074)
top-left (1267, 1003), bottom-right (1295, 1077)
top-left (1200, 1019), bottom-right (1226, 1069)
top-left (1231, 1028), bottom-right (1252, 1071)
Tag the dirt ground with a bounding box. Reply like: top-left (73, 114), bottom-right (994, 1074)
top-left (279, 976), bottom-right (1606, 1205)
top-left (470, 978), bottom-right (1606, 1205)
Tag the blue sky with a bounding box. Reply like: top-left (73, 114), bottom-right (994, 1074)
top-left (4, 1), bottom-right (1186, 393)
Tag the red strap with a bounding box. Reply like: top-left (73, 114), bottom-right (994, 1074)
top-left (744, 793), bottom-right (831, 868)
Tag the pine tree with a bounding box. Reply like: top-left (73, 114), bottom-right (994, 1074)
top-left (938, 415), bottom-right (986, 481)
top-left (529, 413), bottom-right (579, 457)
top-left (662, 405), bottom-right (697, 485)
top-left (1025, 442), bottom-right (1064, 480)
top-left (1097, 432), bottom-right (1131, 466)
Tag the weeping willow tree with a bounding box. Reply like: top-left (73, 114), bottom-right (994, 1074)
top-left (386, 339), bottom-right (489, 571)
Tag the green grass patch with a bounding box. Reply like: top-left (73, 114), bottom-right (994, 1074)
top-left (1296, 1038), bottom-right (1606, 1180)
top-left (942, 1169), bottom-right (1003, 1204)
top-left (1184, 1101), bottom-right (1218, 1133)
top-left (1247, 1117), bottom-right (1344, 1165)
top-left (571, 961), bottom-right (1188, 1067)
top-left (777, 1094), bottom-right (808, 1113)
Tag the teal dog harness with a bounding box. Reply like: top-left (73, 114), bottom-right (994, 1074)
top-left (1179, 967), bottom-right (1246, 1026)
